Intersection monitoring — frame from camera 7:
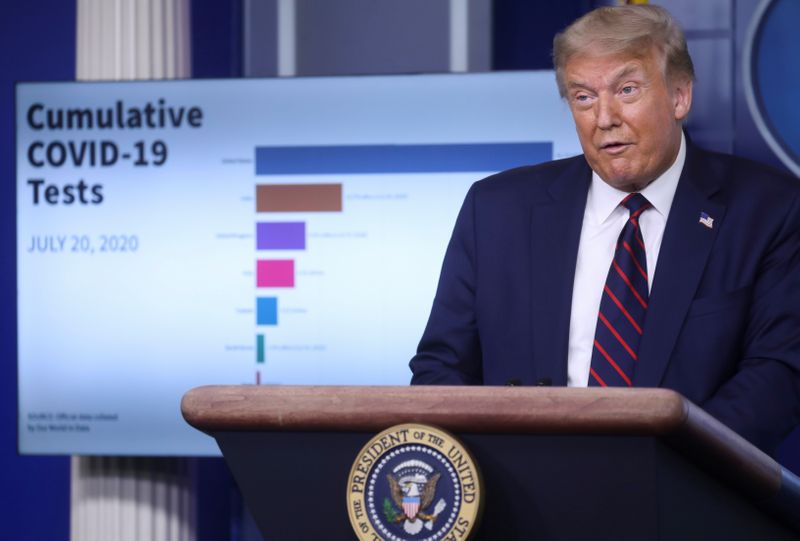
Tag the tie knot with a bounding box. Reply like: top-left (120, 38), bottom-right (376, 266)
top-left (621, 193), bottom-right (651, 215)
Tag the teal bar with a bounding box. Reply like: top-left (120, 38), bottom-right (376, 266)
top-left (257, 334), bottom-right (265, 364)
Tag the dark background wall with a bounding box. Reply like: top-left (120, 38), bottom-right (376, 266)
top-left (492, 0), bottom-right (594, 70)
top-left (1, 4), bottom-right (74, 539)
top-left (192, 0), bottom-right (243, 79)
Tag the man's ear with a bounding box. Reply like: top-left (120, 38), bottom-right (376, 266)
top-left (673, 77), bottom-right (693, 121)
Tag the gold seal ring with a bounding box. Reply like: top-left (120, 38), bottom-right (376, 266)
top-left (346, 423), bottom-right (482, 540)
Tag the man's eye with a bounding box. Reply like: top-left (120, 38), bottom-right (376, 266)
top-left (621, 86), bottom-right (635, 94)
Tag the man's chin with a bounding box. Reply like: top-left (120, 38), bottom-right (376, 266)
top-left (598, 172), bottom-right (649, 193)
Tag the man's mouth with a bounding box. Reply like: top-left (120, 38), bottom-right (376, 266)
top-left (599, 142), bottom-right (631, 154)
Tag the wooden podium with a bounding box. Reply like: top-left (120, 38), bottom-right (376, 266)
top-left (181, 386), bottom-right (800, 540)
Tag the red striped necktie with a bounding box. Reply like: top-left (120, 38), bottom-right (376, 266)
top-left (589, 193), bottom-right (652, 387)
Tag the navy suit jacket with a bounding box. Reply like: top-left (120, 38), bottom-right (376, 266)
top-left (410, 143), bottom-right (800, 454)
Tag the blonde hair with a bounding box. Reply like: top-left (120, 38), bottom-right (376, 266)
top-left (552, 5), bottom-right (694, 97)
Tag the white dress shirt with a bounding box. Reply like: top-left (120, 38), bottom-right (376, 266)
top-left (567, 133), bottom-right (686, 387)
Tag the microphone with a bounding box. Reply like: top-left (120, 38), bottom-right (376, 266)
top-left (506, 378), bottom-right (552, 386)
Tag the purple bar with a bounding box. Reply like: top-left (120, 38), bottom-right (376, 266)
top-left (257, 222), bottom-right (306, 250)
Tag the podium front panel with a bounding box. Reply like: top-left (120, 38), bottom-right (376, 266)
top-left (215, 431), bottom-right (795, 540)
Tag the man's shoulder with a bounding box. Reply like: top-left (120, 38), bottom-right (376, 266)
top-left (691, 145), bottom-right (800, 198)
top-left (472, 154), bottom-right (589, 197)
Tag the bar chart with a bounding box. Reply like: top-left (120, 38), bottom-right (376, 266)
top-left (251, 143), bottom-right (550, 384)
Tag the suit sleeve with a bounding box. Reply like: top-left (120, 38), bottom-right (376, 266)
top-left (702, 191), bottom-right (800, 454)
top-left (409, 183), bottom-right (483, 385)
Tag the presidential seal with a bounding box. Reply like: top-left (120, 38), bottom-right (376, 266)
top-left (347, 423), bottom-right (482, 541)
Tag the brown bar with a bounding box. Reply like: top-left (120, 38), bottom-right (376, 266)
top-left (256, 183), bottom-right (342, 212)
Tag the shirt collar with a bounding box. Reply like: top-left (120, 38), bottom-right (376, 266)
top-left (587, 132), bottom-right (686, 224)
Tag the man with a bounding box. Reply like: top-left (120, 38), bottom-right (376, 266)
top-left (409, 5), bottom-right (800, 455)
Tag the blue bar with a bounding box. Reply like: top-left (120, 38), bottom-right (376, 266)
top-left (255, 143), bottom-right (552, 175)
top-left (256, 297), bottom-right (278, 326)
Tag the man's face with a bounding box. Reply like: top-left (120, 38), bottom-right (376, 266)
top-left (563, 47), bottom-right (692, 192)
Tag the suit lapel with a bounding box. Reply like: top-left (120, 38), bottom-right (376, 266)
top-left (530, 158), bottom-right (591, 385)
top-left (634, 145), bottom-right (726, 387)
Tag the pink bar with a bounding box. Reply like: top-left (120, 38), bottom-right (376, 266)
top-left (257, 259), bottom-right (295, 288)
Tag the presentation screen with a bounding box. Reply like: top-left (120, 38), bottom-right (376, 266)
top-left (17, 72), bottom-right (581, 455)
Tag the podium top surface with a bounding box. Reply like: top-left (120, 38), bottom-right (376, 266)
top-left (182, 385), bottom-right (791, 500)
top-left (183, 385), bottom-right (691, 433)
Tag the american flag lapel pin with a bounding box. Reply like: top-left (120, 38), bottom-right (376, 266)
top-left (699, 211), bottom-right (714, 229)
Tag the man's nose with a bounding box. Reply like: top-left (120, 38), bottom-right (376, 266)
top-left (596, 95), bottom-right (621, 129)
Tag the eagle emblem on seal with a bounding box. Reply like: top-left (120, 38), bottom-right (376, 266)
top-left (384, 459), bottom-right (447, 535)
